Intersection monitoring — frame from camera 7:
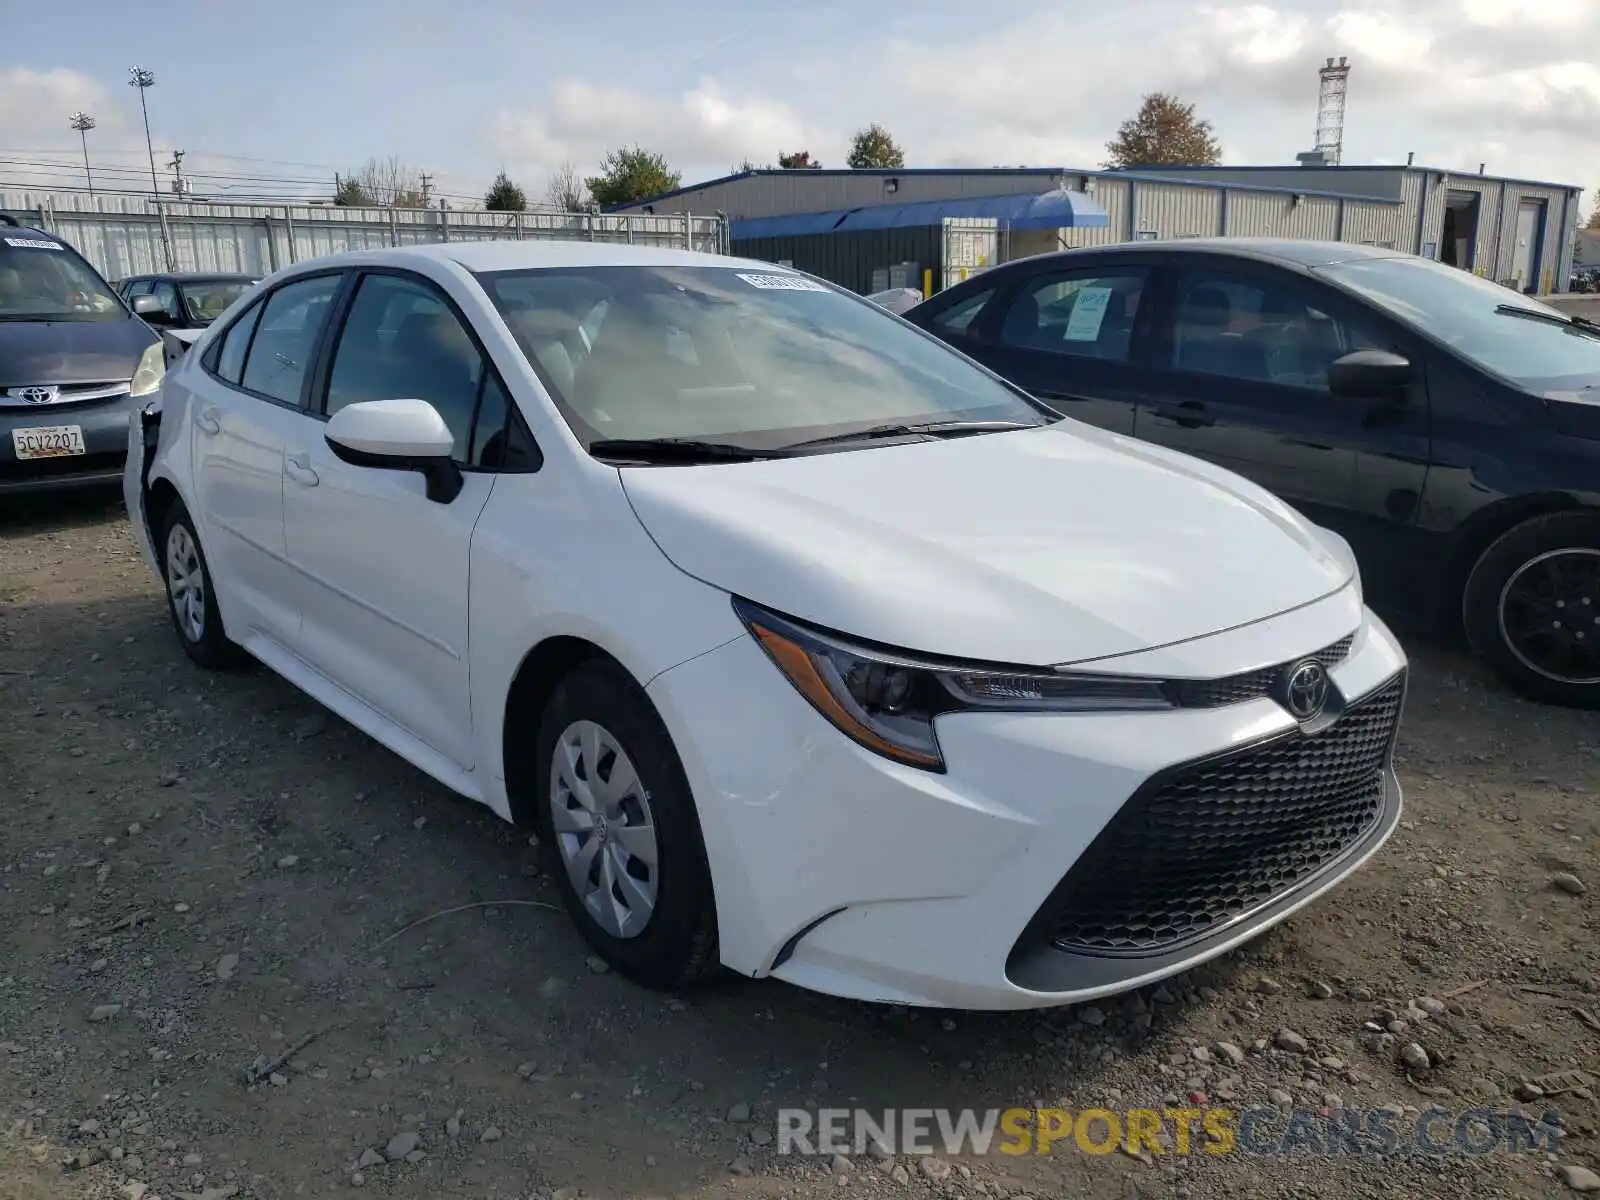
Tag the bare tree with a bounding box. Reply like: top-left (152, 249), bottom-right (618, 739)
top-left (342, 156), bottom-right (429, 208)
top-left (546, 161), bottom-right (588, 212)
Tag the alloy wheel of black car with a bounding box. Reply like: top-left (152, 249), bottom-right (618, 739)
top-left (1464, 511), bottom-right (1600, 709)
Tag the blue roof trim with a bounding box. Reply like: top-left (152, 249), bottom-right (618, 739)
top-left (730, 190), bottom-right (1109, 240)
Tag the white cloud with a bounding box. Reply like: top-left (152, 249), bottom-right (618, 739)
top-left (491, 78), bottom-right (817, 194)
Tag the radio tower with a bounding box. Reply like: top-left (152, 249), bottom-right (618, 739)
top-left (1315, 56), bottom-right (1351, 165)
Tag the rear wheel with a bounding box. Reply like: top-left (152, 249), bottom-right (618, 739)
top-left (532, 660), bottom-right (720, 988)
top-left (1463, 511), bottom-right (1600, 709)
top-left (160, 500), bottom-right (248, 670)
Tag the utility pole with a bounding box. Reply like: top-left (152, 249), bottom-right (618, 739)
top-left (69, 112), bottom-right (96, 195)
top-left (419, 173), bottom-right (433, 205)
top-left (168, 149), bottom-right (186, 196)
top-left (128, 67), bottom-right (159, 193)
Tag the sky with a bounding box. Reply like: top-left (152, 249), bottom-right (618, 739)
top-left (1, 0), bottom-right (1595, 212)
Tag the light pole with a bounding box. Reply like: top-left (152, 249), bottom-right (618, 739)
top-left (128, 66), bottom-right (158, 193)
top-left (69, 112), bottom-right (96, 196)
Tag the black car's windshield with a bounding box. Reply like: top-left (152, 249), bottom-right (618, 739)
top-left (179, 278), bottom-right (255, 324)
top-left (0, 235), bottom-right (122, 321)
top-left (1316, 255), bottom-right (1600, 391)
top-left (474, 265), bottom-right (1051, 451)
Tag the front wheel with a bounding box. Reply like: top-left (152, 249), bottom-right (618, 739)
top-left (532, 660), bottom-right (721, 988)
top-left (1463, 511), bottom-right (1600, 709)
top-left (160, 500), bottom-right (247, 670)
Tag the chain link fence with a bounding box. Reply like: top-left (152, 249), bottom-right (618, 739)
top-left (0, 191), bottom-right (730, 281)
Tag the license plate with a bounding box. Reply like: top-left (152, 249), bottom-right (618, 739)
top-left (11, 425), bottom-right (86, 460)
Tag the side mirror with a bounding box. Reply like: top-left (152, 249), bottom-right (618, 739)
top-left (132, 294), bottom-right (170, 323)
top-left (1328, 349), bottom-right (1412, 399)
top-left (324, 398), bottom-right (463, 503)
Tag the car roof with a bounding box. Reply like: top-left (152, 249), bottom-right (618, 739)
top-left (126, 272), bottom-right (259, 281)
top-left (1014, 238), bottom-right (1410, 271)
top-left (271, 239), bottom-right (772, 276)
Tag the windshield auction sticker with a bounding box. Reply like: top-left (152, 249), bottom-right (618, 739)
top-left (4, 237), bottom-right (65, 250)
top-left (734, 272), bottom-right (830, 292)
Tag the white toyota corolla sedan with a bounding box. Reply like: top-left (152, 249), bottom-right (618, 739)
top-left (125, 240), bottom-right (1407, 1010)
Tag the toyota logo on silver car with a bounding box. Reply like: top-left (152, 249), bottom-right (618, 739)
top-left (10, 386), bottom-right (60, 404)
top-left (1283, 659), bottom-right (1331, 720)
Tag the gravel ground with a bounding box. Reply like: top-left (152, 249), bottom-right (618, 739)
top-left (2, 491), bottom-right (1598, 1200)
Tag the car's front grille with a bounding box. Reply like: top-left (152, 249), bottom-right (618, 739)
top-left (0, 381), bottom-right (131, 409)
top-left (1166, 633), bottom-right (1355, 709)
top-left (1036, 671), bottom-right (1403, 956)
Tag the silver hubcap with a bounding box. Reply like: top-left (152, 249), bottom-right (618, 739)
top-left (165, 524), bottom-right (206, 644)
top-left (549, 719), bottom-right (659, 940)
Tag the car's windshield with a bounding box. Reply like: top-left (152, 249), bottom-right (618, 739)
top-left (179, 278), bottom-right (255, 325)
top-left (0, 235), bottom-right (123, 321)
top-left (1316, 256), bottom-right (1600, 391)
top-left (474, 265), bottom-right (1050, 450)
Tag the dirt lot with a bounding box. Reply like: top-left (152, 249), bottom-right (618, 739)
top-left (2, 492), bottom-right (1598, 1200)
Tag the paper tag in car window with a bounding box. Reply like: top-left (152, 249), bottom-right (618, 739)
top-left (734, 272), bottom-right (830, 293)
top-left (1062, 286), bottom-right (1113, 341)
top-left (4, 236), bottom-right (65, 251)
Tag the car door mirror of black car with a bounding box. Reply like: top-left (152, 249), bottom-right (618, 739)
top-left (324, 398), bottom-right (464, 504)
top-left (1328, 349), bottom-right (1413, 400)
top-left (131, 294), bottom-right (170, 322)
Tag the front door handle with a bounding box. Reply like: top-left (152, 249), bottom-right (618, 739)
top-left (1154, 401), bottom-right (1214, 429)
top-left (194, 407), bottom-right (221, 435)
top-left (284, 453), bottom-right (320, 487)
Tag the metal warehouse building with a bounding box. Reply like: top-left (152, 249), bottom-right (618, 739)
top-left (615, 163), bottom-right (1581, 298)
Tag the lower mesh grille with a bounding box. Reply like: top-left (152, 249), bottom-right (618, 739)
top-left (1041, 672), bottom-right (1404, 956)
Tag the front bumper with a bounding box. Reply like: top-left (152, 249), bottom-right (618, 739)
top-left (0, 392), bottom-right (140, 495)
top-left (646, 595), bottom-right (1407, 1010)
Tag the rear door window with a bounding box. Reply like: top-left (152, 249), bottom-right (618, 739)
top-left (238, 274), bottom-right (342, 405)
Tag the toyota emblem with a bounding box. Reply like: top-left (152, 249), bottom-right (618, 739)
top-left (1282, 659), bottom-right (1330, 721)
top-left (11, 385), bottom-right (59, 405)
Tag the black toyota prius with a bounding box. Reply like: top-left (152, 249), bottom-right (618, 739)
top-left (903, 238), bottom-right (1600, 709)
top-left (0, 216), bottom-right (163, 496)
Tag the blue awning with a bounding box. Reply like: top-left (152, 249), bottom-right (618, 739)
top-left (730, 189), bottom-right (1109, 241)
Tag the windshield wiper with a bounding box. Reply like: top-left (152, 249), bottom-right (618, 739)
top-left (586, 437), bottom-right (783, 463)
top-left (783, 419), bottom-right (1043, 450)
top-left (1495, 304), bottom-right (1600, 334)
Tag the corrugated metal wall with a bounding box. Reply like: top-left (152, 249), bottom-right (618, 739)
top-left (0, 191), bottom-right (729, 281)
top-left (1131, 182), bottom-right (1222, 239)
top-left (1340, 199), bottom-right (1405, 247)
top-left (629, 171), bottom-right (1069, 220)
top-left (1225, 191), bottom-right (1340, 239)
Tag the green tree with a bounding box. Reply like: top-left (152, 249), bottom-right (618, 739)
top-left (777, 149), bottom-right (821, 169)
top-left (1104, 93), bottom-right (1223, 168)
top-left (332, 173), bottom-right (371, 206)
top-left (585, 147), bottom-right (681, 208)
top-left (484, 171), bottom-right (527, 211)
top-left (846, 125), bottom-right (904, 169)
top-left (1587, 188), bottom-right (1600, 229)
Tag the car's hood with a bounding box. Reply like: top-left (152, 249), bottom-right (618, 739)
top-left (0, 315), bottom-right (157, 387)
top-left (621, 423), bottom-right (1356, 666)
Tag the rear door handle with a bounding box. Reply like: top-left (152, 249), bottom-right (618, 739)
top-left (194, 407), bottom-right (221, 435)
top-left (1154, 401), bottom-right (1214, 429)
top-left (284, 453), bottom-right (320, 487)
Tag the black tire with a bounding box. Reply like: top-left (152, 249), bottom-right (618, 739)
top-left (532, 660), bottom-right (721, 988)
top-left (158, 499), bottom-right (248, 671)
top-left (1463, 510), bottom-right (1600, 709)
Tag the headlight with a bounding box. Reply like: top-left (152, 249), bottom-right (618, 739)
top-left (732, 598), bottom-right (1172, 772)
top-left (130, 341), bottom-right (165, 397)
